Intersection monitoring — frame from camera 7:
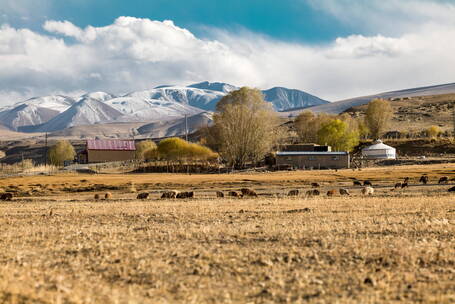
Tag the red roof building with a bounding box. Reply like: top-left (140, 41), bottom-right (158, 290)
top-left (79, 139), bottom-right (136, 164)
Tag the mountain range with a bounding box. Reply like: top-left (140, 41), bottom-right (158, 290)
top-left (0, 82), bottom-right (329, 133)
top-left (2, 81), bottom-right (455, 139)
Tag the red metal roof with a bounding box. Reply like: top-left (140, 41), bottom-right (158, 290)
top-left (87, 139), bottom-right (136, 151)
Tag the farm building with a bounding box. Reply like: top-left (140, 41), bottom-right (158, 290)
top-left (276, 144), bottom-right (350, 169)
top-left (362, 140), bottom-right (396, 160)
top-left (78, 139), bottom-right (136, 164)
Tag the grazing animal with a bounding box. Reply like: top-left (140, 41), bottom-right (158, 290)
top-left (401, 182), bottom-right (408, 189)
top-left (339, 188), bottom-right (350, 196)
top-left (216, 191), bottom-right (224, 198)
top-left (438, 176), bottom-right (449, 184)
top-left (228, 191), bottom-right (241, 197)
top-left (326, 189), bottom-right (337, 197)
top-left (394, 183), bottom-right (402, 189)
top-left (363, 180), bottom-right (372, 186)
top-left (288, 189), bottom-right (299, 197)
top-left (311, 183), bottom-right (321, 188)
top-left (105, 192), bottom-right (112, 200)
top-left (0, 193), bottom-right (13, 201)
top-left (353, 180), bottom-right (362, 186)
top-left (362, 186), bottom-right (374, 196)
top-left (419, 175), bottom-right (429, 185)
top-left (240, 188), bottom-right (258, 197)
top-left (403, 177), bottom-right (410, 183)
top-left (448, 186), bottom-right (455, 192)
top-left (161, 190), bottom-right (179, 199)
top-left (176, 191), bottom-right (194, 199)
top-left (94, 193), bottom-right (100, 200)
top-left (136, 192), bottom-right (149, 200)
top-left (305, 189), bottom-right (320, 197)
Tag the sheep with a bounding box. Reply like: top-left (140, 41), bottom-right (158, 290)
top-left (363, 180), bottom-right (372, 186)
top-left (394, 183), bottom-right (402, 189)
top-left (216, 191), bottom-right (224, 198)
top-left (419, 175), bottom-right (429, 185)
top-left (353, 180), bottom-right (362, 186)
top-left (311, 183), bottom-right (321, 188)
top-left (448, 186), bottom-right (455, 192)
top-left (105, 192), bottom-right (112, 200)
top-left (94, 193), bottom-right (100, 200)
top-left (161, 190), bottom-right (179, 199)
top-left (326, 189), bottom-right (337, 197)
top-left (362, 186), bottom-right (374, 196)
top-left (176, 191), bottom-right (194, 199)
top-left (339, 188), bottom-right (350, 196)
top-left (403, 177), bottom-right (410, 183)
top-left (305, 189), bottom-right (320, 197)
top-left (137, 192), bottom-right (150, 200)
top-left (288, 189), bottom-right (299, 197)
top-left (228, 191), bottom-right (241, 197)
top-left (0, 193), bottom-right (13, 201)
top-left (438, 176), bottom-right (449, 184)
top-left (401, 182), bottom-right (409, 189)
top-left (240, 188), bottom-right (258, 197)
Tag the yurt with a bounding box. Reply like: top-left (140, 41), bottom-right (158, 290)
top-left (362, 140), bottom-right (396, 160)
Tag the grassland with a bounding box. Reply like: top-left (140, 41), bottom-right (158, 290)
top-left (0, 164), bottom-right (455, 303)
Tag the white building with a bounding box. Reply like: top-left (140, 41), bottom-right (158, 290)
top-left (362, 140), bottom-right (396, 160)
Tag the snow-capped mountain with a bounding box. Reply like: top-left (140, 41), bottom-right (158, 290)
top-left (263, 87), bottom-right (329, 111)
top-left (0, 81), bottom-right (329, 133)
top-left (32, 98), bottom-right (124, 132)
top-left (0, 95), bottom-right (76, 130)
top-left (187, 81), bottom-right (238, 93)
top-left (125, 86), bottom-right (226, 111)
top-left (105, 97), bottom-right (204, 121)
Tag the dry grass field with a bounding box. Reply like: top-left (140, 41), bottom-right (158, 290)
top-left (1, 164), bottom-right (455, 303)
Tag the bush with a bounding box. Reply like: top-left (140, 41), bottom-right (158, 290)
top-left (157, 138), bottom-right (218, 161)
top-left (427, 125), bottom-right (442, 139)
top-left (135, 140), bottom-right (157, 160)
top-left (48, 140), bottom-right (76, 166)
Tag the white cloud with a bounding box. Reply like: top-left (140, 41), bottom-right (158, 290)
top-left (0, 11), bottom-right (455, 106)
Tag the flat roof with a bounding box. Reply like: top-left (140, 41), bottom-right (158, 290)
top-left (276, 151), bottom-right (348, 156)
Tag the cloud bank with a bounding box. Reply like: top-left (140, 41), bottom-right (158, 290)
top-left (0, 1), bottom-right (455, 106)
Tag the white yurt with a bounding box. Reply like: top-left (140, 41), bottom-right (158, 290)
top-left (362, 140), bottom-right (396, 160)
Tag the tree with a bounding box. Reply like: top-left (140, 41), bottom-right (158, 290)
top-left (294, 111), bottom-right (333, 143)
top-left (317, 119), bottom-right (359, 152)
top-left (213, 87), bottom-right (280, 168)
top-left (48, 140), bottom-right (76, 166)
top-left (365, 99), bottom-right (393, 139)
top-left (135, 140), bottom-right (157, 160)
top-left (427, 125), bottom-right (442, 139)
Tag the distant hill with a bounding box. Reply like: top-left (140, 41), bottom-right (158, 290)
top-left (283, 82), bottom-right (455, 116)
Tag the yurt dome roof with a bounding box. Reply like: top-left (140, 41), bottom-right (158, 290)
top-left (362, 140), bottom-right (396, 151)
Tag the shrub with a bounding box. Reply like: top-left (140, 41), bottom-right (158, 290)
top-left (427, 125), bottom-right (442, 139)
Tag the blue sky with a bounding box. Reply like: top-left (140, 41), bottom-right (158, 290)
top-left (2, 0), bottom-right (352, 43)
top-left (0, 0), bottom-right (455, 105)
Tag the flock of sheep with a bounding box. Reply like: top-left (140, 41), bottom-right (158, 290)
top-left (1, 174), bottom-right (453, 202)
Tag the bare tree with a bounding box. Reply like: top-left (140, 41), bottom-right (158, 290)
top-left (213, 87), bottom-right (280, 168)
top-left (365, 99), bottom-right (393, 139)
top-left (294, 111), bottom-right (333, 143)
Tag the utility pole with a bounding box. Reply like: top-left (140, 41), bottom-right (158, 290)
top-left (185, 114), bottom-right (188, 142)
top-left (453, 101), bottom-right (455, 139)
top-left (44, 132), bottom-right (48, 167)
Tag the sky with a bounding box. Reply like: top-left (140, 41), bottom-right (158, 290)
top-left (1, 0), bottom-right (455, 105)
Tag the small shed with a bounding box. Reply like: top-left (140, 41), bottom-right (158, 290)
top-left (79, 139), bottom-right (136, 164)
top-left (362, 140), bottom-right (396, 160)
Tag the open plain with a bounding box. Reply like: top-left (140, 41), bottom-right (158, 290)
top-left (0, 164), bottom-right (455, 303)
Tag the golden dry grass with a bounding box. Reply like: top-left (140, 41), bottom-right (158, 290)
top-left (0, 164), bottom-right (455, 303)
